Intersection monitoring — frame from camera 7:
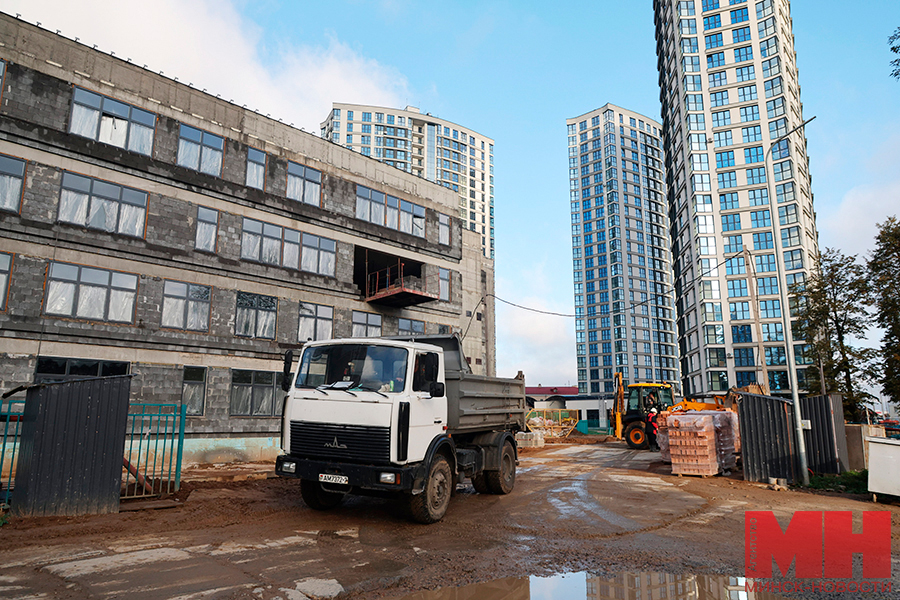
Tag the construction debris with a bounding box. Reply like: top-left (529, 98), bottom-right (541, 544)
top-left (515, 431), bottom-right (545, 448)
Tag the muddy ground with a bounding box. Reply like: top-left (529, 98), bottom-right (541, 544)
top-left (1, 442), bottom-right (898, 599)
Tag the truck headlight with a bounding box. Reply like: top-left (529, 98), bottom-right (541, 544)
top-left (282, 461), bottom-right (296, 474)
top-left (379, 472), bottom-right (398, 484)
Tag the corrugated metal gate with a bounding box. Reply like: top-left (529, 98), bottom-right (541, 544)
top-left (736, 392), bottom-right (799, 484)
top-left (800, 393), bottom-right (849, 474)
top-left (12, 376), bottom-right (133, 517)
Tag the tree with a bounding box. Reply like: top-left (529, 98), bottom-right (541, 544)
top-left (791, 248), bottom-right (876, 419)
top-left (891, 27), bottom-right (900, 80)
top-left (867, 216), bottom-right (900, 406)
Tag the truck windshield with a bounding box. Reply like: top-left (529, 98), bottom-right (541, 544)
top-left (296, 344), bottom-right (408, 393)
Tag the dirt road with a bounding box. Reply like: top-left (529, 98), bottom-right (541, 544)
top-left (1, 442), bottom-right (898, 599)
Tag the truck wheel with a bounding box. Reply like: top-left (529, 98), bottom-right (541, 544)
top-left (486, 441), bottom-right (516, 495)
top-left (409, 454), bottom-right (452, 523)
top-left (471, 472), bottom-right (491, 494)
top-left (625, 423), bottom-right (648, 449)
top-left (300, 479), bottom-right (345, 510)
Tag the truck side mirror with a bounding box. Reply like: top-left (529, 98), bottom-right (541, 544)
top-left (430, 382), bottom-right (445, 398)
top-left (281, 350), bottom-right (294, 392)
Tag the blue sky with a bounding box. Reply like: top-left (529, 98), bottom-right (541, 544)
top-left (9, 0), bottom-right (900, 386)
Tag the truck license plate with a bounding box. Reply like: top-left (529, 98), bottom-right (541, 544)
top-left (318, 473), bottom-right (348, 485)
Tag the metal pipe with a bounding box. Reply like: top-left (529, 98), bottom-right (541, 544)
top-left (764, 115), bottom-right (815, 485)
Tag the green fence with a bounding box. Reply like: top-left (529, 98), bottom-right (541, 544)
top-left (0, 399), bottom-right (25, 509)
top-left (122, 403), bottom-right (186, 500)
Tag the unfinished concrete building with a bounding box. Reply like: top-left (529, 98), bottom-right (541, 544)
top-left (0, 14), bottom-right (496, 463)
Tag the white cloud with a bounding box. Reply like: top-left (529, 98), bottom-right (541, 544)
top-left (3, 0), bottom-right (410, 131)
top-left (494, 264), bottom-right (576, 386)
top-left (818, 179), bottom-right (900, 258)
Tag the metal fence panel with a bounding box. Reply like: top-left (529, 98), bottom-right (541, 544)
top-left (0, 399), bottom-right (25, 509)
top-left (736, 393), bottom-right (799, 484)
top-left (12, 376), bottom-right (132, 517)
top-left (800, 393), bottom-right (849, 474)
top-left (122, 403), bottom-right (186, 500)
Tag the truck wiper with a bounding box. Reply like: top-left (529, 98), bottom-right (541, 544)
top-left (353, 385), bottom-right (388, 398)
top-left (317, 382), bottom-right (357, 396)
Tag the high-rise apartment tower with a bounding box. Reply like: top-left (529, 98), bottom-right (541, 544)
top-left (567, 105), bottom-right (679, 395)
top-left (653, 0), bottom-right (818, 395)
top-left (321, 104), bottom-right (495, 259)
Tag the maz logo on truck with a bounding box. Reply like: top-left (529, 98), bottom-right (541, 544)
top-left (325, 437), bottom-right (348, 449)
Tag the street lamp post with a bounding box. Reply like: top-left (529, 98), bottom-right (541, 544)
top-left (764, 115), bottom-right (815, 486)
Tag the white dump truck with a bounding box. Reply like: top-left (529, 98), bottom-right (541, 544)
top-left (275, 334), bottom-right (526, 523)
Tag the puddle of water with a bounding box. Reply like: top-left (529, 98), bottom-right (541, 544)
top-left (388, 570), bottom-right (786, 600)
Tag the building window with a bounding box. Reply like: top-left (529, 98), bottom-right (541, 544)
top-left (730, 7), bottom-right (749, 23)
top-left (287, 161), bottom-right (322, 206)
top-left (704, 325), bottom-right (725, 345)
top-left (240, 218), bottom-right (335, 276)
top-left (779, 204), bottom-right (799, 225)
top-left (750, 210), bottom-right (771, 228)
top-left (195, 207), bottom-right (218, 252)
top-left (765, 346), bottom-right (786, 366)
top-left (0, 154), bottom-right (25, 213)
top-left (69, 87), bottom-right (155, 155)
top-left (707, 348), bottom-right (727, 368)
top-left (246, 147), bottom-right (266, 190)
top-left (725, 256), bottom-right (746, 275)
top-left (355, 185), bottom-right (426, 238)
top-left (230, 370), bottom-right (284, 417)
top-left (753, 232), bottom-right (774, 250)
top-left (765, 76), bottom-right (783, 98)
top-left (177, 124), bottom-right (223, 176)
top-left (717, 171), bottom-right (737, 189)
top-left (710, 91), bottom-right (729, 107)
top-left (352, 311), bottom-right (382, 337)
top-left (439, 213), bottom-right (451, 245)
top-left (781, 226), bottom-right (801, 248)
top-left (784, 249), bottom-right (804, 270)
top-left (182, 366), bottom-right (207, 416)
top-left (301, 233), bottom-right (336, 276)
top-left (399, 318), bottom-right (426, 336)
top-left (736, 66), bottom-right (755, 82)
top-left (161, 280), bottom-right (210, 331)
top-left (724, 234), bottom-right (743, 254)
top-left (35, 356), bottom-right (129, 383)
top-left (58, 172), bottom-right (147, 237)
top-left (734, 348), bottom-right (754, 368)
top-left (773, 160), bottom-right (793, 182)
top-left (721, 213), bottom-right (741, 231)
top-left (762, 323), bottom-right (784, 342)
top-left (727, 279), bottom-right (748, 298)
top-left (719, 192), bottom-right (738, 210)
top-left (0, 252), bottom-right (10, 310)
top-left (44, 262), bottom-right (138, 323)
top-left (732, 324), bottom-right (752, 343)
top-left (235, 291), bottom-right (277, 339)
top-left (758, 276), bottom-right (779, 296)
top-left (713, 131), bottom-right (733, 147)
top-left (760, 300), bottom-right (782, 319)
top-left (298, 302), bottom-right (333, 342)
top-left (705, 32), bottom-right (723, 49)
top-left (746, 167), bottom-right (766, 185)
top-left (733, 26), bottom-right (751, 43)
top-left (711, 110), bottom-right (731, 127)
top-left (439, 268), bottom-right (451, 301)
top-left (715, 150), bottom-right (735, 168)
top-left (707, 52), bottom-right (726, 68)
top-left (730, 301), bottom-right (751, 320)
top-left (707, 371), bottom-right (728, 392)
top-left (703, 14), bottom-right (721, 30)
top-left (709, 71), bottom-right (728, 88)
top-left (756, 254), bottom-right (777, 273)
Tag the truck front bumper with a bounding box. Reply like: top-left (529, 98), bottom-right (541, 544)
top-left (275, 454), bottom-right (424, 492)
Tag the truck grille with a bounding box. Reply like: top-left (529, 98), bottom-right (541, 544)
top-left (290, 421), bottom-right (391, 464)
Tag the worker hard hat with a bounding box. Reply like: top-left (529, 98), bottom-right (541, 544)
top-left (649, 408), bottom-right (658, 414)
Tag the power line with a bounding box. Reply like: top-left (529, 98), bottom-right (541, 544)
top-left (462, 252), bottom-right (743, 339)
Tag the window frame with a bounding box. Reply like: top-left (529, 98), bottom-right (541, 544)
top-left (44, 261), bottom-right (138, 323)
top-left (298, 302), bottom-right (333, 342)
top-left (182, 366), bottom-right (207, 416)
top-left (0, 153), bottom-right (26, 214)
top-left (177, 124), bottom-right (224, 176)
top-left (69, 86), bottom-right (156, 156)
top-left (246, 147), bottom-right (267, 190)
top-left (229, 369), bottom-right (284, 417)
top-left (286, 161), bottom-right (323, 206)
top-left (195, 206), bottom-right (218, 253)
top-left (161, 280), bottom-right (211, 332)
top-left (235, 291), bottom-right (277, 340)
top-left (58, 171), bottom-right (148, 238)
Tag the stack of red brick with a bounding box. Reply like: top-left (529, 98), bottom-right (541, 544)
top-left (666, 411), bottom-right (736, 476)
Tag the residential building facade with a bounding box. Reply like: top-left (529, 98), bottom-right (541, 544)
top-left (654, 0), bottom-right (818, 396)
top-left (321, 103), bottom-right (495, 259)
top-left (0, 14), bottom-right (495, 463)
top-left (567, 104), bottom-right (679, 395)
